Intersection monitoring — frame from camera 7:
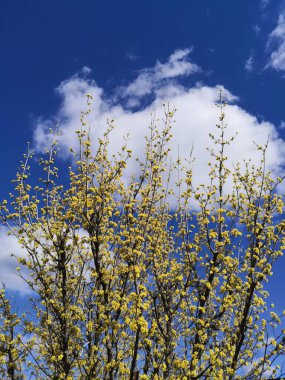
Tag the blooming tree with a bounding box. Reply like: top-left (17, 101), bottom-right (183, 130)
top-left (1, 94), bottom-right (285, 379)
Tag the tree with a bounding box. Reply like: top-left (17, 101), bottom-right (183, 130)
top-left (1, 94), bottom-right (285, 379)
top-left (0, 286), bottom-right (28, 379)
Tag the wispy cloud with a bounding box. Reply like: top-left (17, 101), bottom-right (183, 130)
top-left (260, 0), bottom-right (270, 11)
top-left (117, 48), bottom-right (200, 106)
top-left (253, 25), bottom-right (261, 36)
top-left (266, 13), bottom-right (285, 71)
top-left (245, 53), bottom-right (254, 72)
top-left (125, 51), bottom-right (139, 62)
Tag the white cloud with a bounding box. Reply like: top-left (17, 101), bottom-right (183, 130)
top-left (0, 227), bottom-right (30, 294)
top-left (0, 225), bottom-right (91, 293)
top-left (245, 54), bottom-right (254, 72)
top-left (266, 13), bottom-right (285, 71)
top-left (117, 48), bottom-right (200, 105)
top-left (33, 50), bottom-right (285, 202)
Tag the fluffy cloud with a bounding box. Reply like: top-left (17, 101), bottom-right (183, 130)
top-left (266, 13), bottom-right (285, 71)
top-left (34, 50), bottom-right (285, 192)
top-left (0, 227), bottom-right (30, 294)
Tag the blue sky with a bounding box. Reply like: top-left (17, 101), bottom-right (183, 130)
top-left (1, 1), bottom-right (285, 310)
